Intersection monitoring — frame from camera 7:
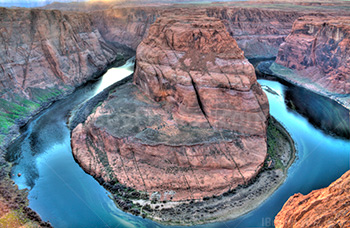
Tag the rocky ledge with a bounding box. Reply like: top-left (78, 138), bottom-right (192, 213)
top-left (262, 15), bottom-right (350, 109)
top-left (275, 169), bottom-right (350, 228)
top-left (72, 11), bottom-right (269, 208)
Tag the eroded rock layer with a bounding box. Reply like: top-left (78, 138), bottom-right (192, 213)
top-left (275, 170), bottom-right (350, 228)
top-left (0, 7), bottom-right (132, 149)
top-left (206, 8), bottom-right (302, 58)
top-left (72, 13), bottom-right (269, 201)
top-left (276, 15), bottom-right (350, 95)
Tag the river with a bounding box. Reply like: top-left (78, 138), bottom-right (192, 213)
top-left (6, 60), bottom-right (350, 228)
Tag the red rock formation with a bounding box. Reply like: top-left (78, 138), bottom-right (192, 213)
top-left (0, 7), bottom-right (132, 149)
top-left (134, 12), bottom-right (269, 134)
top-left (91, 8), bottom-right (160, 50)
top-left (0, 7), bottom-right (118, 99)
top-left (275, 170), bottom-right (350, 228)
top-left (206, 7), bottom-right (302, 58)
top-left (90, 6), bottom-right (303, 59)
top-left (276, 15), bottom-right (350, 95)
top-left (72, 13), bottom-right (269, 201)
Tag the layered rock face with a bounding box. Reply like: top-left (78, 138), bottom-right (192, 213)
top-left (90, 6), bottom-right (302, 59)
top-left (275, 170), bottom-right (350, 228)
top-left (91, 8), bottom-right (160, 50)
top-left (134, 13), bottom-right (269, 134)
top-left (206, 8), bottom-right (302, 59)
top-left (275, 15), bottom-right (350, 94)
top-left (0, 7), bottom-right (132, 149)
top-left (0, 7), bottom-right (118, 99)
top-left (72, 13), bottom-right (269, 201)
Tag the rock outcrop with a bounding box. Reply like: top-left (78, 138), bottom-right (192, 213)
top-left (275, 15), bottom-right (350, 95)
top-left (275, 169), bottom-right (350, 228)
top-left (206, 8), bottom-right (302, 59)
top-left (0, 7), bottom-right (132, 149)
top-left (134, 12), bottom-right (269, 134)
top-left (72, 13), bottom-right (269, 202)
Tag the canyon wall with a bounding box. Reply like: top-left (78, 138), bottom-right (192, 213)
top-left (275, 15), bottom-right (350, 95)
top-left (72, 12), bottom-right (269, 202)
top-left (206, 8), bottom-right (302, 59)
top-left (0, 7), bottom-right (132, 149)
top-left (275, 169), bottom-right (350, 228)
top-left (90, 7), bottom-right (301, 59)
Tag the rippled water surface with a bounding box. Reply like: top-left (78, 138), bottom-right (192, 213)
top-left (7, 63), bottom-right (350, 227)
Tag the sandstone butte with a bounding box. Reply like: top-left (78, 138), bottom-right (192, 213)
top-left (275, 169), bottom-right (350, 228)
top-left (71, 12), bottom-right (269, 202)
top-left (276, 15), bottom-right (350, 95)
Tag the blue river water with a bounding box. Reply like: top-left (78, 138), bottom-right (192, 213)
top-left (7, 62), bottom-right (350, 227)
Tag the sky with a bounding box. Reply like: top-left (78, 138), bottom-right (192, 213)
top-left (0, 0), bottom-right (89, 8)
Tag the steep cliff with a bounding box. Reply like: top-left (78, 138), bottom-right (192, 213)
top-left (90, 6), bottom-right (302, 59)
top-left (275, 15), bottom-right (350, 95)
top-left (275, 169), bottom-right (350, 228)
top-left (0, 7), bottom-right (132, 148)
top-left (90, 8), bottom-right (159, 50)
top-left (72, 12), bottom-right (269, 202)
top-left (206, 7), bottom-right (302, 59)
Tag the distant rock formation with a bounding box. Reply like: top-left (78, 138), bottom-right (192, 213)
top-left (206, 8), bottom-right (302, 59)
top-left (90, 7), bottom-right (303, 58)
top-left (275, 169), bottom-right (350, 228)
top-left (72, 12), bottom-right (269, 201)
top-left (276, 15), bottom-right (350, 95)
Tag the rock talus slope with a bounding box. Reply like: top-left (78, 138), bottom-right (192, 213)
top-left (275, 169), bottom-right (350, 228)
top-left (72, 13), bottom-right (269, 201)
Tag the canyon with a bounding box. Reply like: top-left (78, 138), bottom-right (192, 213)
top-left (71, 12), bottom-right (269, 202)
top-left (0, 0), bottom-right (349, 227)
top-left (0, 7), bottom-right (133, 150)
top-left (261, 14), bottom-right (350, 109)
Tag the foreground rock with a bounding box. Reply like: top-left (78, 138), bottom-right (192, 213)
top-left (275, 169), bottom-right (350, 228)
top-left (72, 12), bottom-right (269, 204)
top-left (272, 15), bottom-right (350, 109)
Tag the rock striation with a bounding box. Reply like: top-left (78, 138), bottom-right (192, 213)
top-left (134, 12), bottom-right (269, 134)
top-left (72, 13), bottom-right (269, 202)
top-left (0, 7), bottom-right (132, 149)
top-left (275, 169), bottom-right (350, 228)
top-left (275, 15), bottom-right (350, 95)
top-left (206, 8), bottom-right (302, 59)
top-left (90, 6), bottom-right (303, 59)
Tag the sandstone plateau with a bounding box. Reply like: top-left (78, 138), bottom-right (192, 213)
top-left (275, 15), bottom-right (350, 98)
top-left (72, 12), bottom-right (269, 202)
top-left (275, 169), bottom-right (350, 228)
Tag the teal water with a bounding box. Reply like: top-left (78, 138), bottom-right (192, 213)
top-left (7, 65), bottom-right (350, 227)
